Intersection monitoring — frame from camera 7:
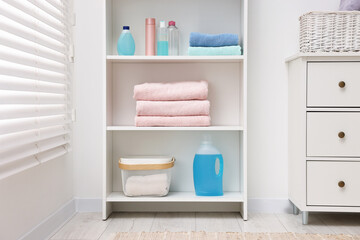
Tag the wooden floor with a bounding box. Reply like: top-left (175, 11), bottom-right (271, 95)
top-left (50, 212), bottom-right (360, 240)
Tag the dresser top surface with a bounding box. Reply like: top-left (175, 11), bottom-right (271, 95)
top-left (286, 52), bottom-right (360, 62)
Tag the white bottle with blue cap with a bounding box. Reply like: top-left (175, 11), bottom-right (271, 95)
top-left (117, 26), bottom-right (135, 55)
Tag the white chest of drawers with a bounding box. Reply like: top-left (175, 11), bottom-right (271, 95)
top-left (287, 53), bottom-right (360, 224)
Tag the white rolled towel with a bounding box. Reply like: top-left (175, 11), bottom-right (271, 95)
top-left (124, 173), bottom-right (169, 196)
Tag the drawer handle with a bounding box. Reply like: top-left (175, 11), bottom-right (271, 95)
top-left (338, 81), bottom-right (346, 88)
top-left (338, 132), bottom-right (345, 138)
top-left (338, 181), bottom-right (345, 188)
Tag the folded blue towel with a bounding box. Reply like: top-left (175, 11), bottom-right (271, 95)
top-left (188, 46), bottom-right (242, 56)
top-left (190, 32), bottom-right (239, 47)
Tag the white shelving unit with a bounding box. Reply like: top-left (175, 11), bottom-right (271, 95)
top-left (103, 0), bottom-right (248, 220)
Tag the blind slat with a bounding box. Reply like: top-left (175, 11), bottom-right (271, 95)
top-left (37, 145), bottom-right (68, 163)
top-left (45, 0), bottom-right (66, 15)
top-left (0, 78), bottom-right (67, 94)
top-left (0, 114), bottom-right (68, 135)
top-left (0, 156), bottom-right (39, 180)
top-left (27, 0), bottom-right (67, 26)
top-left (0, 145), bottom-right (68, 180)
top-left (0, 125), bottom-right (69, 151)
top-left (0, 4), bottom-right (68, 44)
top-left (0, 104), bottom-right (68, 120)
top-left (0, 35), bottom-right (66, 64)
top-left (0, 50), bottom-right (67, 74)
top-left (3, 0), bottom-right (68, 35)
top-left (0, 19), bottom-right (67, 54)
top-left (0, 65), bottom-right (67, 84)
top-left (0, 135), bottom-right (69, 166)
top-left (0, 91), bottom-right (67, 104)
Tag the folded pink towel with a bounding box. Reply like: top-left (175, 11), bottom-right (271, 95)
top-left (135, 116), bottom-right (211, 127)
top-left (136, 100), bottom-right (210, 116)
top-left (133, 81), bottom-right (208, 101)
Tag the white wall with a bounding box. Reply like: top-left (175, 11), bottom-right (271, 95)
top-left (73, 0), bottom-right (340, 202)
top-left (0, 156), bottom-right (73, 240)
top-left (247, 0), bottom-right (339, 199)
top-left (73, 0), bottom-right (104, 199)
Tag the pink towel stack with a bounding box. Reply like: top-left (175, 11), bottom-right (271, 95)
top-left (133, 81), bottom-right (211, 127)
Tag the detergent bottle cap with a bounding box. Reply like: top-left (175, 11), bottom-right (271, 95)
top-left (196, 135), bottom-right (220, 155)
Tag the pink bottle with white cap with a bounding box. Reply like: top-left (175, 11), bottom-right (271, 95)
top-left (145, 18), bottom-right (156, 56)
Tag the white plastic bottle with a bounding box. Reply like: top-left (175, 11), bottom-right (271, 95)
top-left (168, 21), bottom-right (179, 56)
top-left (117, 26), bottom-right (135, 55)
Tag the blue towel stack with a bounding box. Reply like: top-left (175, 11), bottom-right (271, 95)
top-left (188, 32), bottom-right (242, 56)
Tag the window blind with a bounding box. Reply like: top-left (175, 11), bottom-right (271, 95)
top-left (0, 0), bottom-right (72, 179)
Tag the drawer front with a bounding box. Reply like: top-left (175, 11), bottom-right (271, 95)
top-left (307, 161), bottom-right (360, 206)
top-left (307, 62), bottom-right (360, 107)
top-left (307, 112), bottom-right (360, 157)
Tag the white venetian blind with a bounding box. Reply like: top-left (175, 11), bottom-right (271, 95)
top-left (0, 0), bottom-right (72, 179)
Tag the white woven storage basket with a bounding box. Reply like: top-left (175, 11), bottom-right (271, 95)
top-left (300, 11), bottom-right (360, 53)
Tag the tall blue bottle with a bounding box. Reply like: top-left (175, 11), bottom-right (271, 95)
top-left (117, 26), bottom-right (135, 55)
top-left (193, 139), bottom-right (224, 196)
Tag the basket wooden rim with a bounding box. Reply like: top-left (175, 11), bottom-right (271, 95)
top-left (119, 157), bottom-right (175, 170)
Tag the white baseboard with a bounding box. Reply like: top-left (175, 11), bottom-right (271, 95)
top-left (75, 198), bottom-right (102, 212)
top-left (73, 197), bottom-right (292, 214)
top-left (248, 198), bottom-right (292, 214)
top-left (19, 199), bottom-right (76, 240)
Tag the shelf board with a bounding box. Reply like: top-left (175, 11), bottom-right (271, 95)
top-left (106, 126), bottom-right (244, 131)
top-left (107, 191), bottom-right (244, 203)
top-left (107, 55), bottom-right (244, 63)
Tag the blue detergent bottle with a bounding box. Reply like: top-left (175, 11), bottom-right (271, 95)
top-left (117, 26), bottom-right (135, 55)
top-left (193, 137), bottom-right (224, 196)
